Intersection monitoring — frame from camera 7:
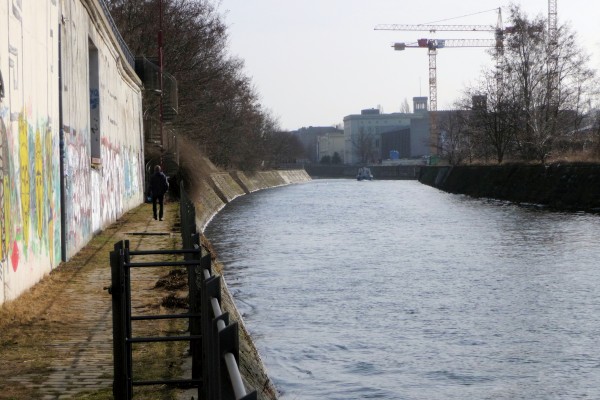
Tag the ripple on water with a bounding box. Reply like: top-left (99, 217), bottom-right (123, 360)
top-left (206, 180), bottom-right (600, 399)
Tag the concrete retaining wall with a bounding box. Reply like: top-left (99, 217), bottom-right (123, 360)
top-left (193, 169), bottom-right (311, 232)
top-left (419, 164), bottom-right (600, 212)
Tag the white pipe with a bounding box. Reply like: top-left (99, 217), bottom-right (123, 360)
top-left (205, 271), bottom-right (247, 398)
top-left (224, 352), bottom-right (247, 398)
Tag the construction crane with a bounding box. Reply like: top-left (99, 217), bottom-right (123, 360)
top-left (547, 0), bottom-right (558, 109)
top-left (375, 9), bottom-right (504, 154)
top-left (392, 38), bottom-right (497, 154)
top-left (548, 0), bottom-right (557, 41)
top-left (392, 38), bottom-right (498, 113)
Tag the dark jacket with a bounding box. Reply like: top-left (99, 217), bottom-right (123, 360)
top-left (149, 171), bottom-right (169, 196)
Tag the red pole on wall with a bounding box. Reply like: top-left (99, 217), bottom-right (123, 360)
top-left (158, 0), bottom-right (164, 169)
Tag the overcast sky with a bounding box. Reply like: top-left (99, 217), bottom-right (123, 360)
top-left (219, 0), bottom-right (600, 131)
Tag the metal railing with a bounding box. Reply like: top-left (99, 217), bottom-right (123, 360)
top-left (107, 185), bottom-right (256, 399)
top-left (98, 0), bottom-right (135, 68)
top-left (180, 183), bottom-right (257, 400)
top-left (109, 241), bottom-right (203, 399)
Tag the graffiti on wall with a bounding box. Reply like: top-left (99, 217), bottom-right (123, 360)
top-left (45, 126), bottom-right (57, 263)
top-left (35, 128), bottom-right (43, 240)
top-left (0, 116), bottom-right (7, 286)
top-left (100, 137), bottom-right (123, 223)
top-left (123, 146), bottom-right (141, 199)
top-left (0, 109), bottom-right (61, 281)
top-left (96, 137), bottom-right (141, 226)
top-left (18, 114), bottom-right (30, 245)
top-left (18, 114), bottom-right (60, 258)
top-left (65, 129), bottom-right (93, 253)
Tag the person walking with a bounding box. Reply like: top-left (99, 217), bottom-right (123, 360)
top-left (148, 165), bottom-right (169, 220)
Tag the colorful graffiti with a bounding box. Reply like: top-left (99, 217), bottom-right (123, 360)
top-left (100, 137), bottom-right (123, 223)
top-left (0, 116), bottom-right (7, 286)
top-left (0, 110), bottom-right (61, 279)
top-left (11, 241), bottom-right (18, 272)
top-left (65, 128), bottom-right (93, 254)
top-left (0, 0), bottom-right (146, 304)
top-left (35, 128), bottom-right (43, 239)
top-left (19, 114), bottom-right (30, 245)
top-left (45, 126), bottom-right (55, 264)
top-left (94, 137), bottom-right (142, 227)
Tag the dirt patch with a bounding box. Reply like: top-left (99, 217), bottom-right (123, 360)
top-left (155, 269), bottom-right (188, 291)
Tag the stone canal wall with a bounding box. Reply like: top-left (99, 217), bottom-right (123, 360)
top-left (418, 163), bottom-right (600, 212)
top-left (191, 169), bottom-right (311, 399)
top-left (193, 169), bottom-right (311, 231)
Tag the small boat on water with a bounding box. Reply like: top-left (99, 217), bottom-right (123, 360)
top-left (356, 167), bottom-right (373, 181)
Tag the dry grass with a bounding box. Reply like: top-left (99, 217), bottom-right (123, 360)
top-left (177, 135), bottom-right (219, 199)
top-left (546, 150), bottom-right (600, 164)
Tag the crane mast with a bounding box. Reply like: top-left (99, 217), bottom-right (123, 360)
top-left (377, 9), bottom-right (503, 154)
top-left (378, 3), bottom-right (558, 156)
top-left (548, 0), bottom-right (557, 41)
top-left (394, 38), bottom-right (497, 122)
top-left (548, 0), bottom-right (558, 110)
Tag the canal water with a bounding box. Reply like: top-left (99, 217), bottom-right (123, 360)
top-left (204, 179), bottom-right (600, 400)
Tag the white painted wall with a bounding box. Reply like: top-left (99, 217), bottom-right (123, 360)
top-left (317, 132), bottom-right (345, 163)
top-left (0, 0), bottom-right (144, 304)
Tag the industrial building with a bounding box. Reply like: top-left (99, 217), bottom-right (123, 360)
top-left (342, 97), bottom-right (430, 165)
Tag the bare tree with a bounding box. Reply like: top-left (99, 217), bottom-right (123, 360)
top-left (454, 6), bottom-right (598, 164)
top-left (400, 98), bottom-right (411, 113)
top-left (262, 129), bottom-right (305, 168)
top-left (352, 128), bottom-right (377, 164)
top-left (504, 6), bottom-right (595, 163)
top-left (437, 110), bottom-right (472, 165)
top-left (107, 0), bottom-right (278, 170)
top-left (460, 69), bottom-right (521, 164)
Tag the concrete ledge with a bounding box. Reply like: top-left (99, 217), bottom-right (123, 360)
top-left (192, 182), bottom-right (226, 232)
top-left (209, 172), bottom-right (246, 202)
top-left (419, 163), bottom-right (600, 212)
top-left (194, 169), bottom-right (310, 231)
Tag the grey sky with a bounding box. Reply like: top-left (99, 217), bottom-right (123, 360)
top-left (220, 0), bottom-right (599, 131)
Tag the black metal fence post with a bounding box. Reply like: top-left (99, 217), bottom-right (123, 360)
top-left (110, 240), bottom-right (128, 399)
top-left (189, 233), bottom-right (202, 384)
top-left (109, 184), bottom-right (258, 399)
top-left (123, 240), bottom-right (134, 399)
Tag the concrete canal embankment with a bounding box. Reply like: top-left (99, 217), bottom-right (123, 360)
top-left (191, 169), bottom-right (311, 400)
top-left (419, 163), bottom-right (600, 212)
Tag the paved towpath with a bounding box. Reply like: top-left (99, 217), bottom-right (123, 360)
top-left (0, 202), bottom-right (185, 399)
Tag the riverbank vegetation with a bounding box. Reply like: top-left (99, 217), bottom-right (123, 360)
top-left (107, 2), bottom-right (600, 171)
top-left (438, 5), bottom-right (600, 166)
top-left (106, 0), bottom-right (305, 173)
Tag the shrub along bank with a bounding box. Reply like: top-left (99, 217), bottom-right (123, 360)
top-left (418, 163), bottom-right (600, 212)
